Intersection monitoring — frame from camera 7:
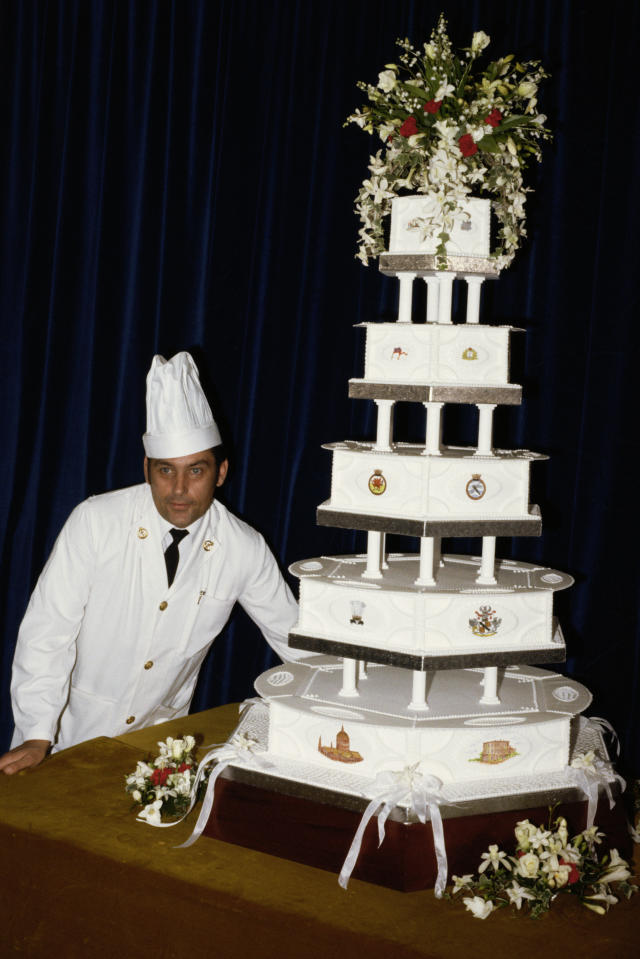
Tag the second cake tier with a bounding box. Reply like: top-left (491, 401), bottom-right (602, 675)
top-left (289, 554), bottom-right (572, 669)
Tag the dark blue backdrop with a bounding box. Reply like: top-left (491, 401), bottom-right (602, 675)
top-left (1, 0), bottom-right (639, 776)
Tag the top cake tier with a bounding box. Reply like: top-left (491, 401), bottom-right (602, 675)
top-left (381, 197), bottom-right (500, 324)
top-left (389, 196), bottom-right (491, 259)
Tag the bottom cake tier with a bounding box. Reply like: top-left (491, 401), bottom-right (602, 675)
top-left (253, 659), bottom-right (592, 789)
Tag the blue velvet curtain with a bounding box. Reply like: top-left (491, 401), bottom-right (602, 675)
top-left (1, 0), bottom-right (639, 775)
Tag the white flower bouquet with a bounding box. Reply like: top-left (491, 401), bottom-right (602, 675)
top-left (346, 13), bottom-right (552, 268)
top-left (449, 815), bottom-right (637, 919)
top-left (124, 735), bottom-right (206, 824)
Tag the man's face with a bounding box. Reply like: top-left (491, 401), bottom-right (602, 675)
top-left (144, 448), bottom-right (228, 528)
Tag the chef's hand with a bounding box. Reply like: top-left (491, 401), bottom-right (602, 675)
top-left (0, 739), bottom-right (50, 775)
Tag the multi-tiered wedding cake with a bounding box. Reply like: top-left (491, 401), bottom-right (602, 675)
top-left (221, 200), bottom-right (615, 842)
top-left (248, 198), bottom-right (591, 787)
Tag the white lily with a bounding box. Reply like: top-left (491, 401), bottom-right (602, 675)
top-left (478, 844), bottom-right (511, 873)
top-left (582, 825), bottom-right (605, 845)
top-left (506, 881), bottom-right (536, 909)
top-left (451, 874), bottom-right (474, 893)
top-left (591, 890), bottom-right (619, 905)
top-left (435, 81), bottom-right (455, 100)
top-left (600, 849), bottom-right (631, 884)
top-left (572, 751), bottom-right (596, 770)
top-left (528, 827), bottom-right (551, 851)
top-left (137, 799), bottom-right (163, 825)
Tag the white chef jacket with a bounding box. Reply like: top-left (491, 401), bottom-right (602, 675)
top-left (10, 483), bottom-right (305, 752)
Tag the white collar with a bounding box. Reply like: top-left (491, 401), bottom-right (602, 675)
top-left (158, 511), bottom-right (207, 549)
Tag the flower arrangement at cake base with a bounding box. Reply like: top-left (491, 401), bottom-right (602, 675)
top-left (125, 735), bottom-right (207, 824)
top-left (448, 814), bottom-right (637, 919)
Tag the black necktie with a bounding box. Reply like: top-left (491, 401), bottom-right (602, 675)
top-left (164, 528), bottom-right (189, 587)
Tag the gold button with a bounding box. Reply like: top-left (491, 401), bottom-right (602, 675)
top-left (159, 601), bottom-right (168, 611)
top-left (125, 716), bottom-right (135, 725)
top-left (137, 527), bottom-right (148, 539)
top-left (203, 540), bottom-right (214, 551)
top-left (144, 660), bottom-right (153, 670)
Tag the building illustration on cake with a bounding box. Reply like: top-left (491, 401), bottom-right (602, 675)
top-left (318, 727), bottom-right (364, 764)
top-left (471, 740), bottom-right (518, 765)
top-left (253, 194), bottom-right (597, 796)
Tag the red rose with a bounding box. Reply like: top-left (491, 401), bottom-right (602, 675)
top-left (484, 108), bottom-right (502, 127)
top-left (458, 133), bottom-right (478, 157)
top-left (399, 116), bottom-right (418, 137)
top-left (177, 762), bottom-right (191, 773)
top-left (150, 766), bottom-right (172, 786)
top-left (423, 99), bottom-right (442, 114)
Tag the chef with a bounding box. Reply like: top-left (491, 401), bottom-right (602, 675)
top-left (1, 351), bottom-right (308, 775)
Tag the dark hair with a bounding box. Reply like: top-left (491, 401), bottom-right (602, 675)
top-left (211, 444), bottom-right (227, 466)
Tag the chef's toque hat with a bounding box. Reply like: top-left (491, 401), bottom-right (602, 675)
top-left (142, 352), bottom-right (222, 458)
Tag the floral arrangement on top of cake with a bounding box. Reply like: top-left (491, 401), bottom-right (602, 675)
top-left (448, 813), bottom-right (637, 919)
top-left (346, 13), bottom-right (552, 268)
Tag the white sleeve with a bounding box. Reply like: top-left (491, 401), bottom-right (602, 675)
top-left (10, 501), bottom-right (97, 745)
top-left (237, 534), bottom-right (315, 662)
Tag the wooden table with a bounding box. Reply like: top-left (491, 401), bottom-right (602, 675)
top-left (1, 704), bottom-right (638, 958)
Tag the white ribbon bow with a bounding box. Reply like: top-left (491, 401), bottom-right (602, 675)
top-left (570, 750), bottom-right (626, 828)
top-left (138, 731), bottom-right (269, 847)
top-left (338, 764), bottom-right (448, 897)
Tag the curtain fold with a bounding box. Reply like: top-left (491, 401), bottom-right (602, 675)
top-left (1, 0), bottom-right (638, 773)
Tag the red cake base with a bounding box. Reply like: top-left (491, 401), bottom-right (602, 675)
top-left (202, 773), bottom-right (632, 892)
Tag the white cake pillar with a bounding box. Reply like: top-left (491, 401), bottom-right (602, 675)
top-left (381, 533), bottom-right (389, 570)
top-left (408, 670), bottom-right (429, 711)
top-left (358, 660), bottom-right (368, 681)
top-left (476, 536), bottom-right (497, 585)
top-left (415, 536), bottom-right (436, 586)
top-left (423, 401), bottom-right (444, 455)
top-left (339, 658), bottom-right (360, 698)
top-left (480, 666), bottom-right (501, 705)
top-left (464, 276), bottom-right (484, 324)
top-left (374, 400), bottom-right (394, 451)
top-left (362, 530), bottom-right (383, 579)
top-left (436, 272), bottom-right (456, 324)
top-left (475, 404), bottom-right (496, 456)
top-left (397, 273), bottom-right (416, 324)
top-left (424, 276), bottom-right (440, 324)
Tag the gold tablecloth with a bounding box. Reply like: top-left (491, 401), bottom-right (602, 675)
top-left (1, 704), bottom-right (638, 958)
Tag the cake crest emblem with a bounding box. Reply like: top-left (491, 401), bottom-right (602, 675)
top-left (469, 605), bottom-right (502, 637)
top-left (466, 474), bottom-right (486, 500)
top-left (368, 470), bottom-right (387, 495)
